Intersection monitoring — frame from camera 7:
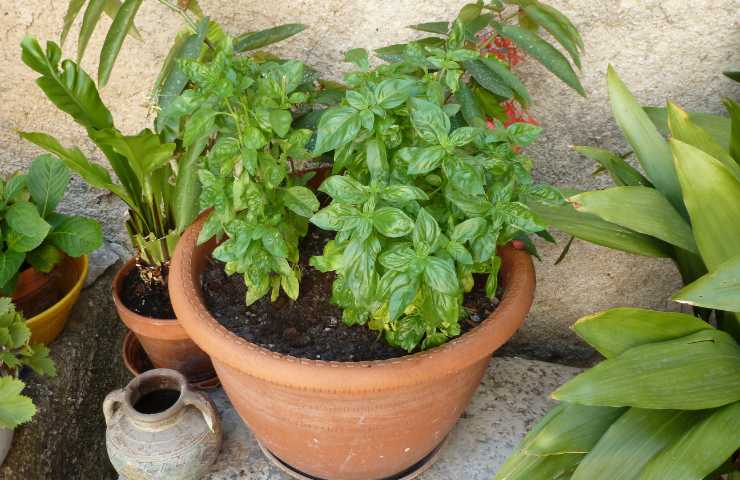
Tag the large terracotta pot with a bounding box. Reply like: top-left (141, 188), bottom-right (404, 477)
top-left (112, 259), bottom-right (214, 384)
top-left (169, 214), bottom-right (535, 480)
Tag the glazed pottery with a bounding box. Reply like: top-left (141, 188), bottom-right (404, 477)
top-left (0, 428), bottom-right (12, 466)
top-left (169, 213), bottom-right (536, 480)
top-left (22, 255), bottom-right (88, 345)
top-left (104, 368), bottom-right (222, 480)
top-left (112, 259), bottom-right (215, 384)
top-left (12, 265), bottom-right (58, 318)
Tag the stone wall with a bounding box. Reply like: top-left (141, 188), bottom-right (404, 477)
top-left (1, 0), bottom-right (738, 363)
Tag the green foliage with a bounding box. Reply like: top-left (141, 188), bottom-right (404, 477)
top-left (0, 298), bottom-right (55, 429)
top-left (497, 69), bottom-right (740, 479)
top-left (0, 155), bottom-right (101, 293)
top-left (309, 19), bottom-right (569, 352)
top-left (175, 39), bottom-right (321, 304)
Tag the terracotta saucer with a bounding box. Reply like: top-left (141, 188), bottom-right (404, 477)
top-left (122, 330), bottom-right (221, 390)
top-left (257, 437), bottom-right (448, 480)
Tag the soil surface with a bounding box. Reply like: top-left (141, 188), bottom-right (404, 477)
top-left (202, 229), bottom-right (500, 362)
top-left (121, 267), bottom-right (176, 319)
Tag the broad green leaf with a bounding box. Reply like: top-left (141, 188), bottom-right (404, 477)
top-left (102, 0), bottom-right (143, 40)
top-left (408, 21), bottom-right (449, 35)
top-left (0, 376), bottom-right (36, 429)
top-left (494, 403), bottom-right (625, 480)
top-left (574, 146), bottom-right (651, 187)
top-left (569, 186), bottom-right (697, 253)
top-left (553, 329), bottom-right (740, 410)
top-left (61, 0), bottom-right (87, 45)
top-left (645, 106), bottom-right (731, 152)
top-left (608, 67), bottom-right (684, 215)
top-left (456, 82), bottom-right (486, 128)
top-left (724, 98), bottom-right (740, 164)
top-left (344, 48), bottom-right (369, 70)
top-left (479, 57), bottom-right (531, 107)
top-left (572, 409), bottom-right (700, 480)
top-left (26, 243), bottom-right (64, 273)
top-left (525, 3), bottom-right (581, 68)
top-left (6, 201), bottom-right (51, 252)
top-left (413, 208), bottom-right (441, 253)
top-left (423, 257), bottom-right (458, 294)
top-left (375, 79), bottom-right (417, 110)
top-left (27, 154), bottom-right (69, 217)
top-left (173, 137), bottom-right (206, 233)
top-left (673, 255), bottom-right (740, 311)
top-left (48, 215), bottom-right (102, 257)
top-left (464, 60), bottom-right (513, 98)
top-left (535, 2), bottom-right (584, 49)
top-left (234, 23), bottom-right (306, 52)
top-left (98, 0), bottom-right (143, 86)
top-left (282, 186), bottom-right (320, 218)
top-left (4, 175), bottom-right (27, 203)
top-left (19, 131), bottom-right (129, 204)
top-left (157, 17), bottom-right (208, 113)
top-left (319, 176), bottom-right (367, 204)
top-left (270, 109), bottom-right (292, 138)
top-left (404, 146), bottom-right (446, 175)
top-left (365, 139), bottom-right (388, 183)
top-left (23, 344), bottom-right (56, 376)
top-left (313, 107), bottom-right (361, 155)
top-left (0, 251), bottom-right (25, 290)
top-left (671, 139), bottom-right (740, 270)
top-left (374, 37), bottom-right (447, 63)
top-left (77, 0), bottom-right (106, 63)
top-left (667, 102), bottom-right (740, 180)
top-left (573, 308), bottom-right (713, 359)
top-left (90, 128), bottom-right (175, 179)
top-left (528, 203), bottom-right (671, 258)
top-left (21, 37), bottom-right (113, 130)
top-left (372, 207), bottom-right (413, 238)
top-left (496, 24), bottom-right (585, 96)
top-left (409, 98), bottom-right (450, 144)
top-left (641, 401), bottom-right (740, 480)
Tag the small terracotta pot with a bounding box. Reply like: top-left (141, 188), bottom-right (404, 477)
top-left (22, 255), bottom-right (88, 345)
top-left (112, 259), bottom-right (215, 384)
top-left (169, 213), bottom-right (536, 480)
top-left (12, 266), bottom-right (58, 318)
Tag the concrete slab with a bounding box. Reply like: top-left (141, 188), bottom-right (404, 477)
top-left (206, 356), bottom-right (582, 479)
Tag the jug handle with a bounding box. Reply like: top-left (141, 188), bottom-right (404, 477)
top-left (103, 389), bottom-right (125, 426)
top-left (182, 390), bottom-right (219, 433)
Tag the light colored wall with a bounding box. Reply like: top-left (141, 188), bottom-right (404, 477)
top-left (1, 0), bottom-right (738, 361)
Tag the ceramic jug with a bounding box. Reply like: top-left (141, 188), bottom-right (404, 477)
top-left (104, 368), bottom-right (222, 479)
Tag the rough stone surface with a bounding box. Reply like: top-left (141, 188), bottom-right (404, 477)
top-left (498, 232), bottom-right (686, 365)
top-left (205, 356), bottom-right (582, 479)
top-left (85, 241), bottom-right (126, 287)
top-left (1, 0), bottom-right (737, 365)
top-left (0, 264), bottom-right (128, 480)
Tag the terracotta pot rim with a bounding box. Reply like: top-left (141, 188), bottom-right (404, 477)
top-left (112, 258), bottom-right (188, 340)
top-left (169, 213), bottom-right (535, 391)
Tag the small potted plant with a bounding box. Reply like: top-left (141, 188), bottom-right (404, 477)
top-left (0, 298), bottom-right (56, 466)
top-left (168, 2), bottom-right (584, 477)
top-left (1, 155), bottom-right (101, 344)
top-left (20, 5), bottom-right (312, 384)
top-left (497, 71), bottom-right (740, 478)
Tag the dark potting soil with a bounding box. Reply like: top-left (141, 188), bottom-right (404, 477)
top-left (121, 268), bottom-right (176, 319)
top-left (201, 229), bottom-right (500, 362)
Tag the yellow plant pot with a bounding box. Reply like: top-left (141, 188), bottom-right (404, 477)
top-left (25, 255), bottom-right (88, 345)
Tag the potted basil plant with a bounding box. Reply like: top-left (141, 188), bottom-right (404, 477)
top-left (19, 9), bottom-right (311, 385)
top-left (167, 2), bottom-right (584, 477)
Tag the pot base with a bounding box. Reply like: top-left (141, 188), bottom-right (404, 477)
top-left (122, 331), bottom-right (220, 390)
top-left (257, 437), bottom-right (447, 480)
